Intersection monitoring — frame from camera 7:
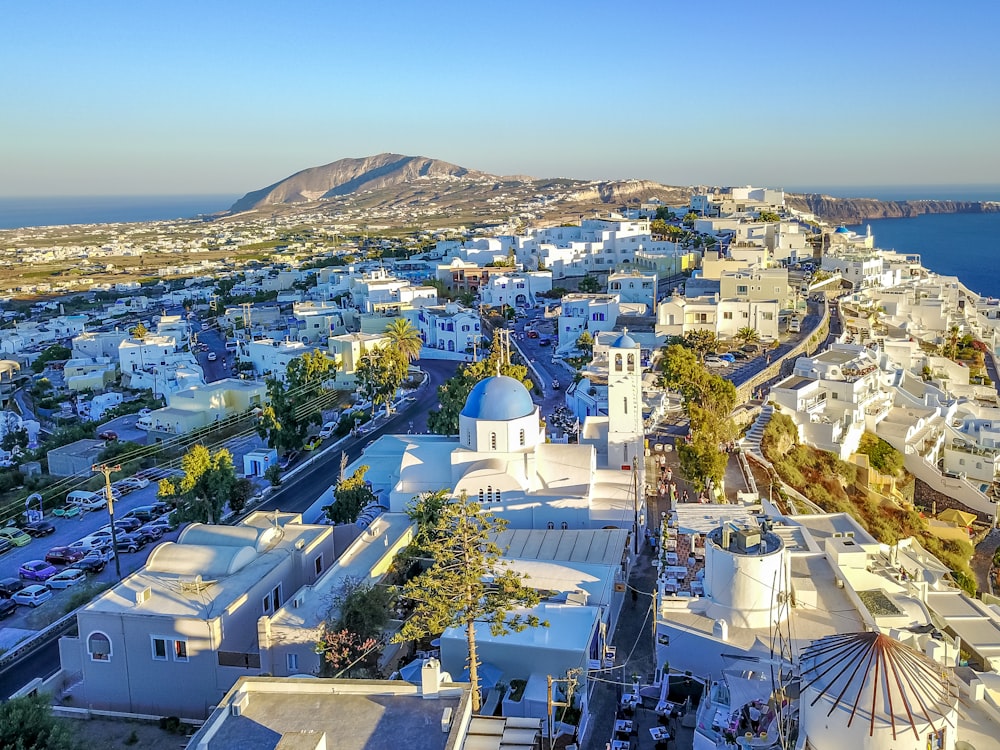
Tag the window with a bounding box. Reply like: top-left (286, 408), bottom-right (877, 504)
top-left (272, 585), bottom-right (282, 610)
top-left (615, 354), bottom-right (623, 372)
top-left (88, 632), bottom-right (112, 662)
top-left (561, 521), bottom-right (568, 530)
top-left (627, 353), bottom-right (635, 372)
top-left (490, 432), bottom-right (497, 450)
top-left (151, 637), bottom-right (168, 661)
top-left (723, 312), bottom-right (733, 320)
top-left (519, 428), bottom-right (525, 446)
top-left (487, 485), bottom-right (493, 502)
top-left (314, 555), bottom-right (323, 576)
top-left (174, 639), bottom-right (189, 662)
top-left (479, 488), bottom-right (485, 502)
top-left (287, 653), bottom-right (299, 672)
top-left (495, 489), bottom-right (502, 502)
top-left (624, 397), bottom-right (628, 414)
top-left (547, 521), bottom-right (554, 530)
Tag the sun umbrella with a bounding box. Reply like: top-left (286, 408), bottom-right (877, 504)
top-left (938, 508), bottom-right (976, 527)
top-left (397, 658), bottom-right (425, 684)
top-left (457, 661), bottom-right (503, 689)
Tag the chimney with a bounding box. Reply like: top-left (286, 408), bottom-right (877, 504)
top-left (421, 658), bottom-right (441, 699)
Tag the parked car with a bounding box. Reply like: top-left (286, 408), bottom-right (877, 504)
top-left (538, 337), bottom-right (551, 346)
top-left (115, 534), bottom-right (146, 553)
top-left (47, 568), bottom-right (87, 590)
top-left (207, 352), bottom-right (218, 361)
top-left (138, 408), bottom-right (152, 417)
top-left (717, 353), bottom-right (736, 363)
top-left (19, 560), bottom-right (58, 581)
top-left (67, 537), bottom-right (111, 555)
top-left (113, 517), bottom-right (143, 533)
top-left (303, 436), bottom-right (323, 451)
top-left (116, 477), bottom-right (150, 492)
top-left (45, 546), bottom-right (87, 566)
top-left (0, 538), bottom-right (13, 556)
top-left (122, 505), bottom-right (161, 523)
top-left (704, 357), bottom-right (728, 369)
top-left (526, 330), bottom-right (539, 338)
top-left (98, 430), bottom-right (118, 441)
top-left (23, 520), bottom-right (57, 537)
top-left (137, 523), bottom-right (165, 541)
top-left (0, 577), bottom-right (25, 598)
top-left (0, 597), bottom-right (16, 618)
top-left (66, 491), bottom-right (107, 512)
top-left (76, 553), bottom-right (108, 574)
top-left (318, 421), bottom-right (337, 440)
top-left (12, 584), bottom-right (53, 608)
top-left (0, 527), bottom-right (32, 547)
top-left (279, 451), bottom-right (300, 470)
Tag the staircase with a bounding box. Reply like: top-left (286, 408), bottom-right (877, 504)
top-left (741, 403), bottom-right (773, 462)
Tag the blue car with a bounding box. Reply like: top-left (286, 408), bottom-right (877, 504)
top-left (718, 353), bottom-right (736, 363)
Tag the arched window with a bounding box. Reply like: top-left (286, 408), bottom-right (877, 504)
top-left (88, 632), bottom-right (112, 662)
top-left (624, 397), bottom-right (628, 414)
top-left (519, 428), bottom-right (526, 446)
top-left (478, 488), bottom-right (484, 503)
top-left (490, 432), bottom-right (497, 450)
top-left (560, 521), bottom-right (568, 530)
top-left (487, 485), bottom-right (493, 502)
top-left (466, 430), bottom-right (471, 446)
top-left (496, 489), bottom-right (502, 502)
top-left (614, 353), bottom-right (623, 372)
top-left (547, 521), bottom-right (554, 530)
top-left (627, 353), bottom-right (635, 372)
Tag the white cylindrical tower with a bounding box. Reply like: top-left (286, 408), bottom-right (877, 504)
top-left (703, 525), bottom-right (785, 629)
top-left (800, 632), bottom-right (957, 750)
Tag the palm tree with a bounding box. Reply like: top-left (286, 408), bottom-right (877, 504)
top-left (735, 326), bottom-right (760, 348)
top-left (384, 317), bottom-right (422, 362)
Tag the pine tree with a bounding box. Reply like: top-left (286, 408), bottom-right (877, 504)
top-left (393, 493), bottom-right (545, 711)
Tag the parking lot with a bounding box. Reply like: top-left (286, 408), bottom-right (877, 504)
top-left (0, 477), bottom-right (184, 646)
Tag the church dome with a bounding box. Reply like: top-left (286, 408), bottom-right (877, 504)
top-left (461, 375), bottom-right (535, 422)
top-left (835, 226), bottom-right (851, 234)
top-left (611, 331), bottom-right (639, 349)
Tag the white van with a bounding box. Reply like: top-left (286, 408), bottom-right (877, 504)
top-left (135, 416), bottom-right (154, 431)
top-left (66, 491), bottom-right (107, 511)
top-left (788, 316), bottom-right (801, 333)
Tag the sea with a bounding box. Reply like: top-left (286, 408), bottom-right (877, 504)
top-left (0, 195), bottom-right (236, 230)
top-left (791, 185), bottom-right (1000, 299)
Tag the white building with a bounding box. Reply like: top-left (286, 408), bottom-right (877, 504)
top-left (557, 294), bottom-right (645, 352)
top-left (607, 270), bottom-right (657, 313)
top-left (118, 334), bottom-right (178, 374)
top-left (245, 339), bottom-right (318, 381)
top-left (414, 303), bottom-right (482, 357)
top-left (480, 271), bottom-right (553, 309)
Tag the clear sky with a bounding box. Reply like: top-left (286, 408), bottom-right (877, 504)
top-left (3, 0), bottom-right (999, 197)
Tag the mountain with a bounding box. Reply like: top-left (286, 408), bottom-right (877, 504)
top-left (230, 153), bottom-right (494, 212)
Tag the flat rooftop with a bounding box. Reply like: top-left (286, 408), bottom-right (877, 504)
top-left (493, 528), bottom-right (629, 566)
top-left (195, 678), bottom-right (466, 750)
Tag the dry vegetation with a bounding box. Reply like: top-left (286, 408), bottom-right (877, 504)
top-left (762, 411), bottom-right (976, 593)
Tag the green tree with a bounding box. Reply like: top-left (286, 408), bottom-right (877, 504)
top-left (682, 211), bottom-right (699, 225)
top-left (578, 274), bottom-right (601, 293)
top-left (0, 693), bottom-right (75, 750)
top-left (259, 349), bottom-right (338, 454)
top-left (405, 488), bottom-right (452, 557)
top-left (857, 433), bottom-right (904, 477)
top-left (575, 330), bottom-right (594, 356)
top-left (384, 317), bottom-right (423, 362)
top-left (735, 326), bottom-right (760, 348)
top-left (650, 218), bottom-right (670, 236)
top-left (356, 347), bottom-right (408, 417)
top-left (30, 344), bottom-right (72, 374)
top-left (159, 445), bottom-right (238, 523)
top-left (130, 321), bottom-right (149, 341)
top-left (682, 329), bottom-right (718, 362)
top-left (324, 466), bottom-right (378, 524)
top-left (393, 493), bottom-right (545, 711)
top-left (427, 333), bottom-right (532, 435)
top-left (758, 210), bottom-right (781, 223)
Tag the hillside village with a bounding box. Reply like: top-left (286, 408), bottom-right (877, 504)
top-left (1, 185), bottom-right (1000, 750)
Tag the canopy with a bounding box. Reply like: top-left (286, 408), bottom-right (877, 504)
top-left (458, 661), bottom-right (504, 689)
top-left (938, 508), bottom-right (976, 527)
top-left (397, 658), bottom-right (424, 684)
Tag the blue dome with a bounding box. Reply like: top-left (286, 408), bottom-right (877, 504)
top-left (835, 226), bottom-right (851, 234)
top-left (461, 375), bottom-right (535, 421)
top-left (611, 332), bottom-right (639, 349)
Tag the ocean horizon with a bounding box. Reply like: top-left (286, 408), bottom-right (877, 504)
top-left (0, 195), bottom-right (237, 230)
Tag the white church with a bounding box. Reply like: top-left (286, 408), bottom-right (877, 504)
top-left (353, 331), bottom-right (648, 543)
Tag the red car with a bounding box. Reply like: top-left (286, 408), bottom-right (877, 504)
top-left (45, 546), bottom-right (87, 566)
top-left (98, 430), bottom-right (118, 441)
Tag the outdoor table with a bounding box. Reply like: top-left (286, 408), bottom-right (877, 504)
top-left (649, 726), bottom-right (671, 741)
top-left (620, 693), bottom-right (640, 708)
top-left (610, 741), bottom-right (631, 750)
top-left (614, 719), bottom-right (634, 735)
top-left (664, 551), bottom-right (678, 565)
top-left (656, 699), bottom-right (682, 718)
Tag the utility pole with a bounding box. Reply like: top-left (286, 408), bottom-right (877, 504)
top-left (632, 456), bottom-right (640, 555)
top-left (93, 463), bottom-right (122, 580)
top-left (546, 670), bottom-right (580, 750)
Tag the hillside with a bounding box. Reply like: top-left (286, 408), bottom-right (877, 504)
top-left (787, 194), bottom-right (1000, 224)
top-left (229, 153), bottom-right (495, 212)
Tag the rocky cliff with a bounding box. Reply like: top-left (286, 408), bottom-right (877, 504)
top-left (230, 153), bottom-right (493, 212)
top-left (786, 194), bottom-right (1000, 223)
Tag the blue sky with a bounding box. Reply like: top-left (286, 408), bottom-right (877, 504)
top-left (3, 1), bottom-right (999, 196)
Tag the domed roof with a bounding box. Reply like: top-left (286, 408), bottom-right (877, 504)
top-left (801, 631), bottom-right (954, 739)
top-left (835, 226), bottom-right (851, 234)
top-left (611, 331), bottom-right (639, 349)
top-left (461, 375), bottom-right (535, 422)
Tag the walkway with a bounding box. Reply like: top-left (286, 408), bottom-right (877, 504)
top-left (583, 443), bottom-right (749, 750)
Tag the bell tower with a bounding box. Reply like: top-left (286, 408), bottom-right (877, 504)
top-left (607, 329), bottom-right (644, 470)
